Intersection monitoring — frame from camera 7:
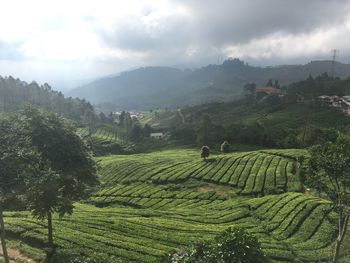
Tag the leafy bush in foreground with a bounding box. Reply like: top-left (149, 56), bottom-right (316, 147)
top-left (165, 227), bottom-right (270, 263)
top-left (48, 249), bottom-right (124, 263)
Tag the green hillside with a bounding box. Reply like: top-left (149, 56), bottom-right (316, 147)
top-left (3, 149), bottom-right (348, 262)
top-left (143, 76), bottom-right (350, 149)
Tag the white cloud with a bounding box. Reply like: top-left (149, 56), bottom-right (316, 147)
top-left (223, 16), bottom-right (350, 63)
top-left (0, 0), bottom-right (350, 86)
top-left (0, 0), bottom-right (189, 61)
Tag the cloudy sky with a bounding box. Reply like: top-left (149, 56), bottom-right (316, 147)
top-left (1, 0), bottom-right (350, 90)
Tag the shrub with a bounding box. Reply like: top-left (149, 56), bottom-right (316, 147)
top-left (48, 249), bottom-right (124, 263)
top-left (165, 227), bottom-right (270, 263)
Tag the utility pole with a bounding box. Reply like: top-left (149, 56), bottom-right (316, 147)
top-left (330, 49), bottom-right (338, 78)
top-left (217, 55), bottom-right (222, 65)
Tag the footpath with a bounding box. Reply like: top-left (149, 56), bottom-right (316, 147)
top-left (0, 242), bottom-right (38, 263)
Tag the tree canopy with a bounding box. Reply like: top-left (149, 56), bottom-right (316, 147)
top-left (19, 107), bottom-right (99, 251)
top-left (306, 135), bottom-right (350, 263)
top-left (0, 114), bottom-right (41, 263)
top-left (0, 75), bottom-right (98, 125)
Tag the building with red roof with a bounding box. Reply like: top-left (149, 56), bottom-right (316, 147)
top-left (256, 86), bottom-right (283, 95)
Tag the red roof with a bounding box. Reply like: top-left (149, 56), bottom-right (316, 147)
top-left (256, 86), bottom-right (282, 95)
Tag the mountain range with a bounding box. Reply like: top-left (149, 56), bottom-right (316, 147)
top-left (68, 59), bottom-right (350, 111)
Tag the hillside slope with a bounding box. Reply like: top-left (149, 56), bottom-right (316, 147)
top-left (4, 149), bottom-right (346, 262)
top-left (142, 75), bottom-right (350, 148)
top-left (69, 59), bottom-right (350, 110)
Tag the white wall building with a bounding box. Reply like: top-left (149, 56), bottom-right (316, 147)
top-left (150, 132), bottom-right (165, 139)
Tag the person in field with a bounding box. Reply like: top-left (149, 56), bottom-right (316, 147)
top-left (201, 145), bottom-right (210, 160)
top-left (221, 140), bottom-right (230, 153)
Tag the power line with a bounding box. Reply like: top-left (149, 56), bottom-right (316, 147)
top-left (217, 55), bottom-right (222, 65)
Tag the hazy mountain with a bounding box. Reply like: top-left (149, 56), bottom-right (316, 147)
top-left (68, 59), bottom-right (350, 110)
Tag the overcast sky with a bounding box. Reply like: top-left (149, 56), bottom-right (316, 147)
top-left (1, 0), bottom-right (350, 90)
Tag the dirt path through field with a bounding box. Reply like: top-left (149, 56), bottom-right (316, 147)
top-left (0, 242), bottom-right (38, 263)
top-left (177, 109), bottom-right (186, 124)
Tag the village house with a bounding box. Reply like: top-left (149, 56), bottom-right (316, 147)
top-left (318, 95), bottom-right (343, 107)
top-left (255, 86), bottom-right (284, 99)
top-left (342, 95), bottom-right (350, 107)
top-left (150, 132), bottom-right (165, 139)
top-left (318, 95), bottom-right (350, 116)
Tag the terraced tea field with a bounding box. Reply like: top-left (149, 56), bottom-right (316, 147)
top-left (77, 126), bottom-right (130, 155)
top-left (3, 149), bottom-right (345, 262)
top-left (95, 149), bottom-right (305, 197)
top-left (78, 126), bottom-right (124, 145)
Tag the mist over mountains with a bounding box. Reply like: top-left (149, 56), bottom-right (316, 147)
top-left (68, 59), bottom-right (350, 110)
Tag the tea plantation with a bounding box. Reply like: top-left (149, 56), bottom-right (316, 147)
top-left (3, 149), bottom-right (344, 262)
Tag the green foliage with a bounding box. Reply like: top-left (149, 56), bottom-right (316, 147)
top-left (4, 191), bottom-right (337, 263)
top-left (20, 108), bottom-right (98, 218)
top-left (287, 73), bottom-right (350, 100)
top-left (200, 145), bottom-right (210, 159)
top-left (307, 134), bottom-right (350, 213)
top-left (0, 145), bottom-right (343, 262)
top-left (259, 94), bottom-right (283, 112)
top-left (48, 249), bottom-right (124, 263)
top-left (0, 76), bottom-right (98, 125)
top-left (0, 113), bottom-right (41, 263)
top-left (196, 115), bottom-right (225, 146)
top-left (92, 149), bottom-right (304, 197)
top-left (0, 115), bottom-right (39, 206)
top-left (167, 227), bottom-right (270, 263)
top-left (79, 122), bottom-right (162, 155)
top-left (306, 134), bottom-right (350, 262)
top-left (243, 83), bottom-right (256, 95)
top-left (80, 125), bottom-right (130, 156)
top-left (10, 107), bottom-right (100, 251)
top-left (143, 75), bottom-right (350, 149)
top-left (171, 125), bottom-right (197, 144)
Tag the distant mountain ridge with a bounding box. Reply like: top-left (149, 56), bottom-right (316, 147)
top-left (68, 59), bottom-right (350, 110)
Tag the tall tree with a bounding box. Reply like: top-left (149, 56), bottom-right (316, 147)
top-left (266, 79), bottom-right (273, 86)
top-left (0, 115), bottom-right (39, 263)
top-left (20, 108), bottom-right (98, 255)
top-left (243, 83), bottom-right (256, 95)
top-left (306, 135), bottom-right (350, 263)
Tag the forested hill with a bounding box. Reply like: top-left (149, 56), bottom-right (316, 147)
top-left (0, 75), bottom-right (97, 124)
top-left (69, 59), bottom-right (350, 110)
top-left (142, 75), bottom-right (350, 149)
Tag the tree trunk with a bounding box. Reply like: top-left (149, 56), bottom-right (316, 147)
top-left (47, 211), bottom-right (54, 247)
top-left (45, 211), bottom-right (56, 261)
top-left (333, 238), bottom-right (341, 263)
top-left (332, 215), bottom-right (349, 263)
top-left (0, 210), bottom-right (10, 263)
